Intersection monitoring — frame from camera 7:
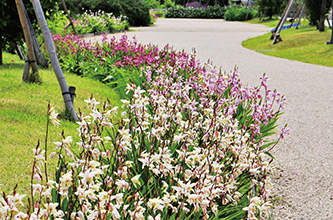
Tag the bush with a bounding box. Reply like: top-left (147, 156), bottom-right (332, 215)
top-left (165, 5), bottom-right (227, 19)
top-left (256, 0), bottom-right (285, 20)
top-left (46, 10), bottom-right (129, 35)
top-left (122, 0), bottom-right (152, 26)
top-left (73, 11), bottom-right (129, 34)
top-left (143, 0), bottom-right (160, 9)
top-left (224, 6), bottom-right (257, 21)
top-left (63, 0), bottom-right (152, 26)
top-left (161, 0), bottom-right (175, 8)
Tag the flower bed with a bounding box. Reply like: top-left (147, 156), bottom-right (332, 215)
top-left (0, 34), bottom-right (288, 219)
top-left (73, 10), bottom-right (129, 35)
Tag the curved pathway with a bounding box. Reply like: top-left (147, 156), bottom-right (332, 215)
top-left (89, 19), bottom-right (333, 219)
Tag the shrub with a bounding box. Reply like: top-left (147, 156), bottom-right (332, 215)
top-left (73, 11), bottom-right (129, 34)
top-left (224, 6), bottom-right (257, 21)
top-left (46, 10), bottom-right (129, 35)
top-left (165, 5), bottom-right (226, 19)
top-left (256, 0), bottom-right (285, 20)
top-left (161, 0), bottom-right (175, 8)
top-left (63, 0), bottom-right (152, 26)
top-left (123, 0), bottom-right (152, 26)
top-left (143, 0), bottom-right (161, 9)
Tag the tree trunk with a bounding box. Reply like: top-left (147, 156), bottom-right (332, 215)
top-left (22, 4), bottom-right (48, 68)
top-left (31, 0), bottom-right (78, 121)
top-left (319, 0), bottom-right (327, 31)
top-left (15, 0), bottom-right (40, 82)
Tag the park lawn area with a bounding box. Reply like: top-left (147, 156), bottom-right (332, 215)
top-left (0, 52), bottom-right (122, 194)
top-left (243, 18), bottom-right (333, 67)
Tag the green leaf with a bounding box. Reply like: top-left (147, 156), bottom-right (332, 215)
top-left (259, 141), bottom-right (277, 151)
top-left (264, 151), bottom-right (275, 159)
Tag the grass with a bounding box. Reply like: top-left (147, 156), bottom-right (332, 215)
top-left (243, 18), bottom-right (333, 67)
top-left (0, 52), bottom-right (122, 194)
top-left (246, 17), bottom-right (281, 28)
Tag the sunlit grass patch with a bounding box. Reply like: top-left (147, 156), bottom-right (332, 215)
top-left (0, 52), bottom-right (122, 193)
top-left (243, 18), bottom-right (333, 67)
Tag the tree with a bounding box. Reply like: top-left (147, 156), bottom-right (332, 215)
top-left (319, 0), bottom-right (327, 31)
top-left (256, 0), bottom-right (286, 20)
top-left (0, 0), bottom-right (57, 65)
top-left (304, 0), bottom-right (332, 28)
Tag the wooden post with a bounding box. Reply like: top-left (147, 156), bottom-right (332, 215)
top-left (60, 0), bottom-right (78, 35)
top-left (245, 0), bottom-right (253, 21)
top-left (271, 0), bottom-right (292, 40)
top-left (31, 0), bottom-right (78, 121)
top-left (327, 0), bottom-right (333, 44)
top-left (15, 0), bottom-right (39, 82)
top-left (22, 4), bottom-right (48, 68)
top-left (296, 5), bottom-right (305, 29)
top-left (288, 4), bottom-right (302, 28)
top-left (16, 44), bottom-right (25, 60)
top-left (22, 55), bottom-right (30, 81)
top-left (272, 0), bottom-right (295, 45)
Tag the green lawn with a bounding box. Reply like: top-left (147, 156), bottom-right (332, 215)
top-left (0, 52), bottom-right (122, 193)
top-left (243, 18), bottom-right (333, 67)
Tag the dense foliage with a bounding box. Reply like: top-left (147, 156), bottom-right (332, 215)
top-left (0, 0), bottom-right (57, 65)
top-left (63, 0), bottom-right (152, 26)
top-left (73, 11), bottom-right (129, 35)
top-left (46, 10), bottom-right (129, 36)
top-left (224, 6), bottom-right (257, 21)
top-left (173, 0), bottom-right (229, 7)
top-left (256, 0), bottom-right (285, 20)
top-left (304, 0), bottom-right (332, 27)
top-left (166, 5), bottom-right (257, 21)
top-left (165, 5), bottom-right (227, 19)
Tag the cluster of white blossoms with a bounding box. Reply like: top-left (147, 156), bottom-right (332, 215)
top-left (1, 79), bottom-right (278, 219)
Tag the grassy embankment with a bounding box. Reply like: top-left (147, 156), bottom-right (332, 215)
top-left (243, 18), bottom-right (333, 67)
top-left (0, 52), bottom-right (122, 193)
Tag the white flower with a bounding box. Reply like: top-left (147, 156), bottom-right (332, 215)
top-left (7, 193), bottom-right (25, 206)
top-left (131, 174), bottom-right (141, 186)
top-left (148, 198), bottom-right (163, 212)
top-left (49, 107), bottom-right (60, 127)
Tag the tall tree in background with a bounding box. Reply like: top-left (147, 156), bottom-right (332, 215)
top-left (319, 0), bottom-right (327, 31)
top-left (0, 0), bottom-right (57, 65)
top-left (256, 0), bottom-right (286, 20)
top-left (304, 0), bottom-right (332, 29)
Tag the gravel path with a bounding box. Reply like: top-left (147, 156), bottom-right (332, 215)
top-left (87, 19), bottom-right (333, 219)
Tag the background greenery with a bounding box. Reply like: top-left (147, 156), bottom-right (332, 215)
top-left (0, 0), bottom-right (58, 65)
top-left (63, 0), bottom-right (152, 26)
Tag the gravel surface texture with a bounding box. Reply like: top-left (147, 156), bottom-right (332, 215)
top-left (87, 18), bottom-right (333, 219)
